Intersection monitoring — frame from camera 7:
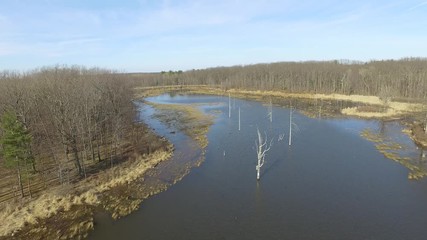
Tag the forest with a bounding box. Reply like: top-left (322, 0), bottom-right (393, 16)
top-left (132, 58), bottom-right (427, 100)
top-left (0, 66), bottom-right (145, 203)
top-left (1, 58), bottom-right (427, 204)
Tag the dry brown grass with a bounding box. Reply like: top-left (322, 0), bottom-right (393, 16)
top-left (410, 123), bottom-right (427, 148)
top-left (134, 85), bottom-right (213, 98)
top-left (342, 107), bottom-right (400, 118)
top-left (147, 102), bottom-right (213, 148)
top-left (135, 85), bottom-right (425, 119)
top-left (0, 149), bottom-right (172, 238)
top-left (360, 128), bottom-right (427, 180)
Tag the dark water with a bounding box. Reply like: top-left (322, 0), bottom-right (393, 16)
top-left (90, 94), bottom-right (427, 240)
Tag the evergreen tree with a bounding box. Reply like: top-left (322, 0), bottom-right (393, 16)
top-left (0, 111), bottom-right (33, 198)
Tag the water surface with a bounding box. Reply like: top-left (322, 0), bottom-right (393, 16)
top-left (90, 94), bottom-right (427, 240)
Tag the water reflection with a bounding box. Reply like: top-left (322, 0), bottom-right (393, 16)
top-left (90, 94), bottom-right (427, 240)
top-left (359, 120), bottom-right (427, 180)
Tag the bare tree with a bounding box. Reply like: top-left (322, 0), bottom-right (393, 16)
top-left (289, 105), bottom-right (301, 146)
top-left (289, 107), bottom-right (293, 146)
top-left (137, 58), bottom-right (427, 100)
top-left (255, 128), bottom-right (272, 180)
top-left (267, 98), bottom-right (273, 122)
top-left (424, 111), bottom-right (427, 134)
top-left (238, 106), bottom-right (241, 131)
top-left (228, 93), bottom-right (231, 118)
top-left (0, 66), bottom-right (141, 202)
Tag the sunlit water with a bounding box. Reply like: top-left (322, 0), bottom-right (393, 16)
top-left (90, 94), bottom-right (427, 240)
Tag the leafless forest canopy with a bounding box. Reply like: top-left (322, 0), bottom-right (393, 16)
top-left (133, 58), bottom-right (427, 99)
top-left (0, 66), bottom-right (143, 201)
top-left (0, 58), bottom-right (426, 201)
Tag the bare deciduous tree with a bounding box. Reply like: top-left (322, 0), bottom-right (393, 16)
top-left (135, 58), bottom-right (427, 100)
top-left (238, 106), bottom-right (241, 131)
top-left (255, 128), bottom-right (272, 180)
top-left (228, 93), bottom-right (231, 118)
top-left (424, 111), bottom-right (427, 134)
top-left (288, 106), bottom-right (299, 146)
top-left (289, 107), bottom-right (293, 146)
top-left (0, 66), bottom-right (140, 201)
top-left (267, 98), bottom-right (273, 122)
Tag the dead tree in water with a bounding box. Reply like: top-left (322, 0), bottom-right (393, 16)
top-left (238, 107), bottom-right (241, 131)
top-left (278, 133), bottom-right (285, 142)
top-left (228, 93), bottom-right (231, 118)
top-left (255, 128), bottom-right (272, 180)
top-left (267, 99), bottom-right (273, 122)
top-left (288, 106), bottom-right (299, 146)
top-left (289, 107), bottom-right (293, 146)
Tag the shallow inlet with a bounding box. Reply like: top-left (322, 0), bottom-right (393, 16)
top-left (90, 94), bottom-right (427, 240)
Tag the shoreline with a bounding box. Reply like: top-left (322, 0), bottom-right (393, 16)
top-left (0, 96), bottom-right (213, 240)
top-left (0, 147), bottom-right (173, 239)
top-left (136, 85), bottom-right (424, 117)
top-left (0, 97), bottom-right (215, 239)
top-left (136, 85), bottom-right (427, 148)
top-left (145, 101), bottom-right (214, 149)
top-left (1, 86), bottom-right (424, 239)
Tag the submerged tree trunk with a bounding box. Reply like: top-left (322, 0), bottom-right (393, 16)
top-left (228, 93), bottom-right (231, 118)
top-left (268, 99), bottom-right (273, 122)
top-left (256, 128), bottom-right (272, 180)
top-left (238, 107), bottom-right (241, 131)
top-left (289, 108), bottom-right (293, 146)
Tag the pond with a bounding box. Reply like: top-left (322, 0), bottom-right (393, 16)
top-left (90, 94), bottom-right (427, 240)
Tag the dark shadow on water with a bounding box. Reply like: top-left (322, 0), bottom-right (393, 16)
top-left (260, 142), bottom-right (293, 179)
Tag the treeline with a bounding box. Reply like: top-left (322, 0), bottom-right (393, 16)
top-left (0, 66), bottom-right (137, 200)
top-left (132, 58), bottom-right (427, 99)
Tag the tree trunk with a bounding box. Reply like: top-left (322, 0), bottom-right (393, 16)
top-left (268, 99), bottom-right (273, 122)
top-left (289, 108), bottom-right (292, 146)
top-left (424, 112), bottom-right (427, 134)
top-left (228, 93), bottom-right (231, 118)
top-left (72, 144), bottom-right (83, 176)
top-left (238, 107), bottom-right (241, 131)
top-left (25, 160), bottom-right (32, 198)
top-left (27, 172), bottom-right (32, 199)
top-left (255, 128), bottom-right (271, 181)
top-left (97, 131), bottom-right (103, 162)
top-left (17, 165), bottom-right (24, 198)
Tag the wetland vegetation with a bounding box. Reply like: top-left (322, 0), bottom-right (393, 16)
top-left (1, 59), bottom-right (427, 239)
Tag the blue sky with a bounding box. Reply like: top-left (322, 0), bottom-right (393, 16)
top-left (0, 0), bottom-right (426, 72)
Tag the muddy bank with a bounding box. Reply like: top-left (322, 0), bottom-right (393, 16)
top-left (0, 97), bottom-right (218, 239)
top-left (146, 101), bottom-right (213, 149)
top-left (136, 85), bottom-right (424, 118)
top-left (360, 128), bottom-right (427, 180)
top-left (410, 122), bottom-right (427, 148)
top-left (136, 85), bottom-right (427, 148)
top-left (0, 146), bottom-right (173, 240)
top-left (87, 100), bottom-right (215, 239)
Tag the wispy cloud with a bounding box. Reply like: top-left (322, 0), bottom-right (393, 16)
top-left (407, 1), bottom-right (427, 11)
top-left (56, 37), bottom-right (104, 47)
top-left (1, 0), bottom-right (427, 71)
